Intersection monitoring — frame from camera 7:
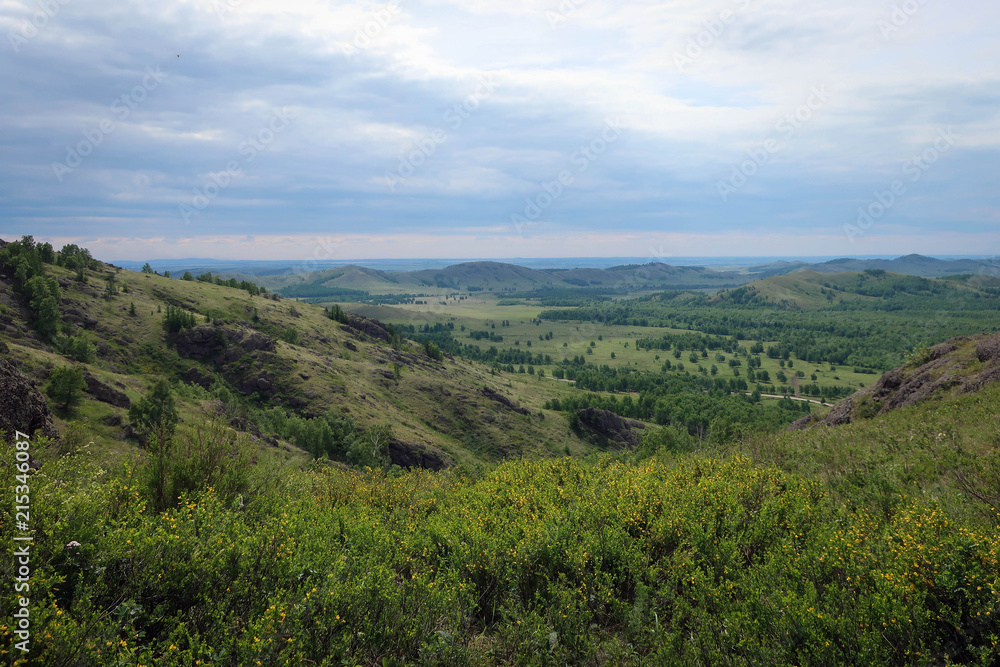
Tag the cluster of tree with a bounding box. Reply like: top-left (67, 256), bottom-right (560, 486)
top-left (163, 304), bottom-right (198, 333)
top-left (468, 329), bottom-right (503, 342)
top-left (547, 383), bottom-right (809, 442)
top-left (177, 271), bottom-right (267, 297)
top-left (799, 383), bottom-right (857, 400)
top-left (0, 236), bottom-right (63, 338)
top-left (635, 332), bottom-right (739, 353)
top-left (325, 304), bottom-right (349, 324)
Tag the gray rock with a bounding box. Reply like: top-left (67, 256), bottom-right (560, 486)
top-left (0, 356), bottom-right (58, 441)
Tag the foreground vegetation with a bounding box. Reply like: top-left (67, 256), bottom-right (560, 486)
top-left (4, 437), bottom-right (999, 666)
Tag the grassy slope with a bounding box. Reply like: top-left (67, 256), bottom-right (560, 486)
top-left (0, 261), bottom-right (595, 467)
top-left (724, 335), bottom-right (1000, 525)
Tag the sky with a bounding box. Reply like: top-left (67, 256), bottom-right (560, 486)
top-left (1, 0), bottom-right (998, 262)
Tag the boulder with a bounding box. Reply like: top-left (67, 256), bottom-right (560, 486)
top-left (387, 438), bottom-right (452, 470)
top-left (83, 373), bottom-right (130, 408)
top-left (478, 387), bottom-right (529, 415)
top-left (344, 315), bottom-right (390, 341)
top-left (976, 332), bottom-right (1000, 363)
top-left (182, 367), bottom-right (213, 388)
top-left (575, 408), bottom-right (645, 449)
top-left (0, 356), bottom-right (58, 441)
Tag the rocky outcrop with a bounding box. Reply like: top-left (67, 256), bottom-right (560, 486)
top-left (182, 367), bottom-right (214, 388)
top-left (790, 331), bottom-right (1000, 430)
top-left (976, 332), bottom-right (1000, 364)
top-left (83, 373), bottom-right (130, 408)
top-left (387, 438), bottom-right (452, 470)
top-left (575, 407), bottom-right (645, 449)
top-left (173, 326), bottom-right (280, 397)
top-left (0, 356), bottom-right (58, 441)
top-left (63, 307), bottom-right (98, 330)
top-left (478, 387), bottom-right (529, 415)
top-left (341, 315), bottom-right (390, 342)
top-left (174, 325), bottom-right (275, 360)
top-left (236, 371), bottom-right (277, 396)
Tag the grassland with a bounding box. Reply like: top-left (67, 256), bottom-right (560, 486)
top-left (335, 296), bottom-right (876, 401)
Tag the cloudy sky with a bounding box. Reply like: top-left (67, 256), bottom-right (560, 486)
top-left (1, 0), bottom-right (998, 261)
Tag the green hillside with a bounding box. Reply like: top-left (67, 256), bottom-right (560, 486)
top-left (3, 237), bottom-right (1000, 665)
top-left (711, 269), bottom-right (991, 311)
top-left (0, 238), bottom-right (595, 470)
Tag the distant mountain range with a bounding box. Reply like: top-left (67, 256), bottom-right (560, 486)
top-left (748, 254), bottom-right (1000, 279)
top-left (249, 261), bottom-right (748, 297)
top-left (115, 254), bottom-right (1000, 298)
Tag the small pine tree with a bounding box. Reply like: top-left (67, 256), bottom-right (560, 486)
top-left (46, 366), bottom-right (85, 411)
top-left (129, 379), bottom-right (178, 446)
top-left (129, 302), bottom-right (137, 317)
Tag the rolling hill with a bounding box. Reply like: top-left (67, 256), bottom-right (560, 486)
top-left (760, 254), bottom-right (1000, 280)
top-left (0, 241), bottom-right (601, 470)
top-left (254, 260), bottom-right (748, 299)
top-left (712, 268), bottom-right (994, 310)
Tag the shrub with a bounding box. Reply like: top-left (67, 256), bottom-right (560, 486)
top-left (424, 340), bottom-right (444, 361)
top-left (46, 365), bottom-right (85, 411)
top-left (56, 332), bottom-right (97, 363)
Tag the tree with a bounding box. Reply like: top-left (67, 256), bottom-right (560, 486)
top-left (129, 379), bottom-right (179, 450)
top-left (104, 274), bottom-right (118, 300)
top-left (25, 275), bottom-right (62, 338)
top-left (35, 295), bottom-right (61, 338)
top-left (129, 302), bottom-right (137, 317)
top-left (38, 242), bottom-right (54, 264)
top-left (423, 340), bottom-right (443, 361)
top-left (46, 366), bottom-right (85, 411)
top-left (130, 380), bottom-right (179, 510)
top-left (181, 271), bottom-right (194, 281)
top-left (57, 333), bottom-right (96, 363)
top-left (141, 262), bottom-right (154, 274)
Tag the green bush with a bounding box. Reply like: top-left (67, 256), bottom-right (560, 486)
top-left (277, 327), bottom-right (300, 345)
top-left (11, 456), bottom-right (1000, 666)
top-left (56, 332), bottom-right (97, 363)
top-left (45, 365), bottom-right (85, 411)
top-left (424, 340), bottom-right (444, 361)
